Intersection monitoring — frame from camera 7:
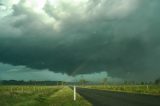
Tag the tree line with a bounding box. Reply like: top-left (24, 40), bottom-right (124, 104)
top-left (0, 77), bottom-right (159, 85)
top-left (0, 80), bottom-right (65, 85)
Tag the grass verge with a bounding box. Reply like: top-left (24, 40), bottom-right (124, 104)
top-left (81, 85), bottom-right (160, 96)
top-left (48, 86), bottom-right (92, 106)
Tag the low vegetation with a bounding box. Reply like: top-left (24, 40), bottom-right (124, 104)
top-left (82, 85), bottom-right (160, 95)
top-left (0, 86), bottom-right (92, 106)
top-left (48, 86), bottom-right (92, 106)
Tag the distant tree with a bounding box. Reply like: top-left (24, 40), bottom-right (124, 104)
top-left (130, 81), bottom-right (136, 85)
top-left (102, 78), bottom-right (108, 86)
top-left (148, 81), bottom-right (153, 85)
top-left (124, 81), bottom-right (129, 85)
top-left (155, 78), bottom-right (160, 85)
top-left (79, 79), bottom-right (87, 86)
top-left (141, 82), bottom-right (145, 85)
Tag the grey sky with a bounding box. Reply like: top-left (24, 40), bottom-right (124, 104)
top-left (0, 0), bottom-right (160, 81)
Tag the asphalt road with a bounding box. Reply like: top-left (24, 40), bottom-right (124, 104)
top-left (76, 87), bottom-right (160, 106)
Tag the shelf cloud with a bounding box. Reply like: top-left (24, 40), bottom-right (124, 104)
top-left (0, 0), bottom-right (160, 81)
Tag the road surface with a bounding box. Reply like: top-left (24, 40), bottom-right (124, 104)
top-left (76, 87), bottom-right (160, 106)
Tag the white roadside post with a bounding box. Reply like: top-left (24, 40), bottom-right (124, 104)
top-left (74, 85), bottom-right (76, 101)
top-left (147, 85), bottom-right (149, 90)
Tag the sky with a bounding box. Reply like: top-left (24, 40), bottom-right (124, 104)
top-left (0, 0), bottom-right (160, 82)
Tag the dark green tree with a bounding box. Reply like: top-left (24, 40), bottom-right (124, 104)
top-left (155, 78), bottom-right (160, 85)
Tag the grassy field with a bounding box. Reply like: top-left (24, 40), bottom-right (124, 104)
top-left (0, 86), bottom-right (92, 106)
top-left (82, 85), bottom-right (160, 95)
top-left (1, 85), bottom-right (159, 106)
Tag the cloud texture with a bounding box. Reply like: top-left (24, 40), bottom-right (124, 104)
top-left (0, 0), bottom-right (160, 80)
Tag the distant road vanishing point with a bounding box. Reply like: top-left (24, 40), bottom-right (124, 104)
top-left (76, 87), bottom-right (160, 106)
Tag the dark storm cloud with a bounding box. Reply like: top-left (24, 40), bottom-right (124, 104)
top-left (0, 0), bottom-right (160, 80)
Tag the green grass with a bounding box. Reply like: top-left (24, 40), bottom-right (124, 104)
top-left (0, 86), bottom-right (61, 106)
top-left (0, 86), bottom-right (92, 106)
top-left (82, 85), bottom-right (160, 95)
top-left (48, 86), bottom-right (92, 106)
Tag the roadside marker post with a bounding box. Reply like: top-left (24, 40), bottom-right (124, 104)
top-left (74, 85), bottom-right (76, 101)
top-left (147, 85), bottom-right (149, 90)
